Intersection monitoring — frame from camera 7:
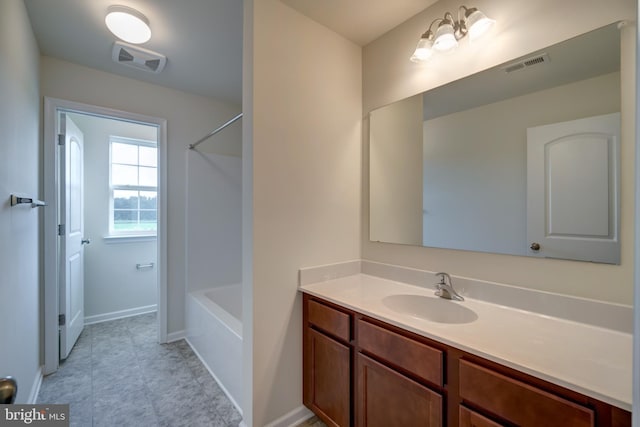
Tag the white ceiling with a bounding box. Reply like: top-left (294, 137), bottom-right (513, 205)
top-left (24, 0), bottom-right (243, 104)
top-left (281, 0), bottom-right (439, 46)
top-left (23, 0), bottom-right (438, 104)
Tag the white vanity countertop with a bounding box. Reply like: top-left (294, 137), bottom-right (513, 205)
top-left (300, 274), bottom-right (633, 411)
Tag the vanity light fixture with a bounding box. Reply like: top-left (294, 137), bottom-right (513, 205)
top-left (105, 5), bottom-right (151, 44)
top-left (410, 5), bottom-right (494, 63)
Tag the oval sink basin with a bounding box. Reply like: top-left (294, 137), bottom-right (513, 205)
top-left (382, 294), bottom-right (478, 324)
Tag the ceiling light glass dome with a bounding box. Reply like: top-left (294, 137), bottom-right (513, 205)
top-left (105, 5), bottom-right (151, 44)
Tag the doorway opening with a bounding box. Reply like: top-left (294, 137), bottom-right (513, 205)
top-left (43, 98), bottom-right (167, 374)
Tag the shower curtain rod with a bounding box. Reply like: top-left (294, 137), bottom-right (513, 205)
top-left (188, 112), bottom-right (243, 150)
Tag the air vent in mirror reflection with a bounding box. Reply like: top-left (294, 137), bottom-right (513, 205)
top-left (503, 53), bottom-right (550, 73)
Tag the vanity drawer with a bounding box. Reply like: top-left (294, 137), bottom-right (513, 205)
top-left (357, 319), bottom-right (443, 386)
top-left (459, 360), bottom-right (594, 427)
top-left (459, 406), bottom-right (504, 427)
top-left (308, 299), bottom-right (351, 342)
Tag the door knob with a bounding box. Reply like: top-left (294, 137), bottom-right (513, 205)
top-left (530, 242), bottom-right (541, 251)
top-left (0, 377), bottom-right (17, 404)
top-left (81, 238), bottom-right (91, 245)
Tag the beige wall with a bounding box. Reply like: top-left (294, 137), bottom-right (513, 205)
top-left (40, 56), bottom-right (241, 335)
top-left (362, 0), bottom-right (636, 304)
top-left (246, 0), bottom-right (362, 424)
top-left (0, 0), bottom-right (41, 403)
top-left (370, 94), bottom-right (423, 245)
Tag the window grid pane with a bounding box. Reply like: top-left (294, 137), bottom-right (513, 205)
top-left (139, 166), bottom-right (157, 187)
top-left (112, 164), bottom-right (139, 186)
top-left (111, 142), bottom-right (139, 165)
top-left (110, 139), bottom-right (158, 234)
top-left (139, 146), bottom-right (157, 167)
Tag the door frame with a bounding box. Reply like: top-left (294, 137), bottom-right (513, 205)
top-left (43, 97), bottom-right (168, 374)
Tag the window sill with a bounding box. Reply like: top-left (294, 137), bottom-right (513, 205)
top-left (103, 234), bottom-right (157, 244)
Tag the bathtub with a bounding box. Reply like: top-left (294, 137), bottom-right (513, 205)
top-left (186, 284), bottom-right (243, 412)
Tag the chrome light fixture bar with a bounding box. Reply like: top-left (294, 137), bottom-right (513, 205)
top-left (410, 5), bottom-right (494, 63)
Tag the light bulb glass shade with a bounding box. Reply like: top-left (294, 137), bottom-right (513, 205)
top-left (465, 9), bottom-right (495, 40)
top-left (433, 23), bottom-right (458, 52)
top-left (410, 37), bottom-right (433, 62)
top-left (105, 5), bottom-right (151, 44)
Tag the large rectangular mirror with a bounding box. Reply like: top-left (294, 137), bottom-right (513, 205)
top-left (369, 23), bottom-right (622, 264)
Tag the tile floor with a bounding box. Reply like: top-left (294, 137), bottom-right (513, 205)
top-left (37, 313), bottom-right (242, 427)
top-left (296, 416), bottom-right (327, 427)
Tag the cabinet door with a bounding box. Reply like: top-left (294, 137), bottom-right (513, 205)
top-left (356, 353), bottom-right (442, 427)
top-left (459, 406), bottom-right (504, 427)
top-left (304, 328), bottom-right (351, 427)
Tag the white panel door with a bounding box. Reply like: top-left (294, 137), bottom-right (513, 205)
top-left (526, 112), bottom-right (620, 264)
top-left (59, 113), bottom-right (85, 359)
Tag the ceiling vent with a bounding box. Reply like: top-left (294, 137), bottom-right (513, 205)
top-left (503, 53), bottom-right (550, 73)
top-left (112, 41), bottom-right (166, 74)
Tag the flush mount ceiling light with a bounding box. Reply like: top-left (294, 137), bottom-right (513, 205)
top-left (105, 5), bottom-right (151, 44)
top-left (410, 5), bottom-right (494, 63)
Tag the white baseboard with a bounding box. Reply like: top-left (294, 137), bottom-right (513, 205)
top-left (27, 367), bottom-right (43, 404)
top-left (166, 329), bottom-right (187, 343)
top-left (263, 405), bottom-right (314, 427)
top-left (84, 305), bottom-right (157, 325)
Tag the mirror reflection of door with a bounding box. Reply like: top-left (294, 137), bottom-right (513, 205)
top-left (526, 112), bottom-right (620, 264)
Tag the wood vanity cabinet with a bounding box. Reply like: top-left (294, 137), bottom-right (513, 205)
top-left (356, 318), bottom-right (444, 427)
top-left (303, 296), bottom-right (352, 427)
top-left (302, 294), bottom-right (631, 427)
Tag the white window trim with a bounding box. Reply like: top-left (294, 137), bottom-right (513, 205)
top-left (103, 234), bottom-right (157, 243)
top-left (109, 135), bottom-right (158, 237)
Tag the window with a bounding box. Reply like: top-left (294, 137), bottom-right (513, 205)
top-left (109, 137), bottom-right (157, 235)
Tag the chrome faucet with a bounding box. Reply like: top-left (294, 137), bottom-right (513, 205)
top-left (434, 272), bottom-right (464, 301)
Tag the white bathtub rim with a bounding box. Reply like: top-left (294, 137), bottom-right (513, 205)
top-left (189, 286), bottom-right (243, 339)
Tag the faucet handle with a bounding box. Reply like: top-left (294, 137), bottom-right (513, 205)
top-left (435, 272), bottom-right (451, 283)
top-left (433, 272), bottom-right (464, 301)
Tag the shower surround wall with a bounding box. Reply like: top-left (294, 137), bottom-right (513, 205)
top-left (186, 150), bottom-right (242, 292)
top-left (185, 149), bottom-right (242, 410)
